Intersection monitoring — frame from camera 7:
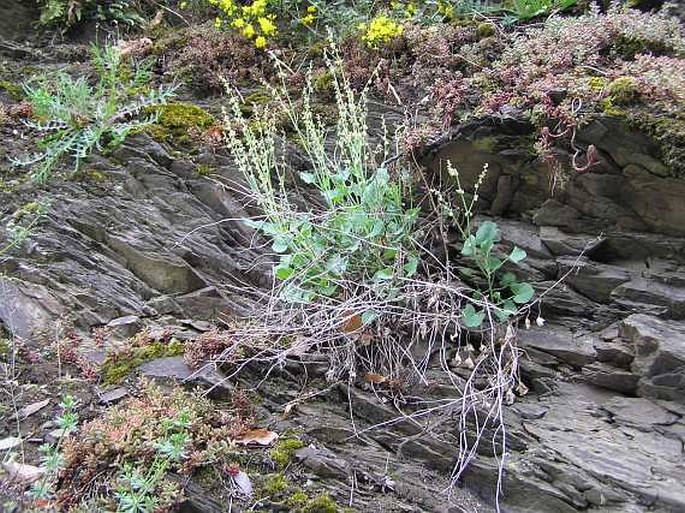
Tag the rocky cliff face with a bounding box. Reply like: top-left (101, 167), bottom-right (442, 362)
top-left (2, 110), bottom-right (684, 512)
top-left (417, 116), bottom-right (685, 512)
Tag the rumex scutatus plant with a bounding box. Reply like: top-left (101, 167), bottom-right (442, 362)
top-left (211, 47), bottom-right (560, 512)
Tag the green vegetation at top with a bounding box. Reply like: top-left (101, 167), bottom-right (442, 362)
top-left (37, 0), bottom-right (145, 31)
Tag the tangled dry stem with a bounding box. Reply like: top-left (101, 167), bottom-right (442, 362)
top-left (190, 262), bottom-right (528, 511)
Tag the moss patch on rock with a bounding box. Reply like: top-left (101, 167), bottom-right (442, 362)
top-left (268, 435), bottom-right (306, 469)
top-left (0, 81), bottom-right (23, 100)
top-left (102, 339), bottom-right (185, 384)
top-left (146, 102), bottom-right (215, 148)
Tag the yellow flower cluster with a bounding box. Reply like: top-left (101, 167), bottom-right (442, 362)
top-left (301, 5), bottom-right (317, 26)
top-left (209, 0), bottom-right (278, 49)
top-left (359, 15), bottom-right (404, 48)
top-left (436, 0), bottom-right (455, 20)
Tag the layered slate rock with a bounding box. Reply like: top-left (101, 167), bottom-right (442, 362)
top-left (423, 116), bottom-right (685, 236)
top-left (0, 133), bottom-right (268, 337)
top-left (619, 314), bottom-right (685, 402)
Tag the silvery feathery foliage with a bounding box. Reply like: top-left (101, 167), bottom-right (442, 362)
top-left (14, 44), bottom-right (176, 183)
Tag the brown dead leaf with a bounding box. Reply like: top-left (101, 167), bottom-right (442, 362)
top-left (342, 312), bottom-right (362, 333)
top-left (18, 399), bottom-right (50, 420)
top-left (233, 428), bottom-right (279, 446)
top-left (364, 372), bottom-right (387, 384)
top-left (117, 37), bottom-right (153, 58)
top-left (2, 460), bottom-right (45, 483)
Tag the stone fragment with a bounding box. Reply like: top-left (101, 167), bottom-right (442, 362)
top-left (558, 257), bottom-right (631, 303)
top-left (106, 315), bottom-right (143, 339)
top-left (98, 387), bottom-right (129, 405)
top-left (612, 279), bottom-right (685, 319)
top-left (295, 446), bottom-right (350, 480)
top-left (138, 356), bottom-right (231, 398)
top-left (619, 314), bottom-right (685, 401)
top-left (602, 397), bottom-right (680, 428)
top-left (519, 328), bottom-right (596, 367)
top-left (582, 363), bottom-right (639, 394)
top-left (592, 337), bottom-right (634, 369)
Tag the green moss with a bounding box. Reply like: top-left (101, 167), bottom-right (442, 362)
top-left (239, 89), bottom-right (272, 117)
top-left (600, 98), bottom-right (625, 117)
top-left (472, 136), bottom-right (499, 153)
top-left (313, 70), bottom-right (333, 94)
top-left (12, 201), bottom-right (43, 221)
top-left (268, 437), bottom-right (306, 469)
top-left (262, 473), bottom-right (289, 495)
top-left (287, 490), bottom-right (310, 510)
top-left (0, 81), bottom-right (22, 100)
top-left (196, 164), bottom-right (212, 176)
top-left (607, 76), bottom-right (640, 105)
top-left (475, 22), bottom-right (495, 39)
top-left (301, 493), bottom-right (338, 513)
top-left (72, 168), bottom-right (109, 183)
top-left (102, 340), bottom-right (185, 384)
top-left (308, 42), bottom-right (328, 58)
top-left (588, 76), bottom-right (608, 92)
top-left (0, 338), bottom-right (10, 358)
top-left (146, 102), bottom-right (215, 147)
top-left (614, 34), bottom-right (671, 59)
top-left (629, 110), bottom-right (685, 177)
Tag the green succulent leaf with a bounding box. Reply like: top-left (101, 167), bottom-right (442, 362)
top-left (272, 238), bottom-right (289, 253)
top-left (275, 265), bottom-right (294, 280)
top-left (509, 246), bottom-right (527, 263)
top-left (461, 235), bottom-right (476, 256)
top-left (373, 267), bottom-right (394, 281)
top-left (500, 272), bottom-right (517, 287)
top-left (403, 255), bottom-right (419, 277)
top-left (462, 304), bottom-right (485, 328)
top-left (511, 282), bottom-right (534, 304)
top-left (475, 221), bottom-right (501, 246)
top-left (361, 309), bottom-right (378, 325)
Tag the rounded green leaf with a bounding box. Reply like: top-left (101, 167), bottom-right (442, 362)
top-left (511, 282), bottom-right (534, 304)
top-left (509, 247), bottom-right (527, 263)
top-left (275, 265), bottom-right (294, 280)
top-left (272, 238), bottom-right (289, 253)
top-left (462, 304), bottom-right (485, 328)
top-left (373, 267), bottom-right (394, 281)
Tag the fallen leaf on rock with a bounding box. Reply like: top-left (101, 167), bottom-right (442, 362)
top-left (18, 399), bottom-right (50, 420)
top-left (364, 372), bottom-right (387, 384)
top-left (2, 460), bottom-right (45, 483)
top-left (0, 437), bottom-right (22, 451)
top-left (233, 428), bottom-right (278, 446)
top-left (342, 312), bottom-right (362, 333)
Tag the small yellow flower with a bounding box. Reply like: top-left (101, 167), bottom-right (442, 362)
top-left (179, 1), bottom-right (188, 9)
top-left (231, 17), bottom-right (245, 29)
top-left (242, 23), bottom-right (255, 38)
top-left (301, 13), bottom-right (315, 26)
top-left (255, 35), bottom-right (267, 49)
top-left (257, 16), bottom-right (277, 36)
top-left (361, 15), bottom-right (403, 48)
top-left (307, 5), bottom-right (316, 13)
top-left (214, 16), bottom-right (223, 29)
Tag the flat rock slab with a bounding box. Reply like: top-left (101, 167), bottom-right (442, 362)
top-left (519, 328), bottom-right (597, 367)
top-left (520, 383), bottom-right (685, 512)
